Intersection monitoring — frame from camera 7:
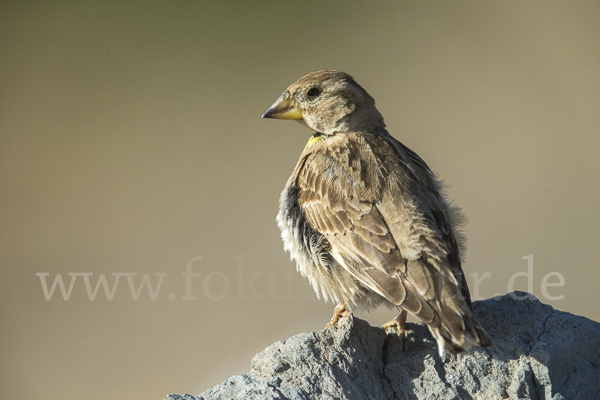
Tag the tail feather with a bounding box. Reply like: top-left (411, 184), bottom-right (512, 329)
top-left (428, 305), bottom-right (493, 357)
top-left (401, 260), bottom-right (493, 356)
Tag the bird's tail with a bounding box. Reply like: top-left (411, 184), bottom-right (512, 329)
top-left (399, 260), bottom-right (493, 356)
top-left (427, 304), bottom-right (493, 357)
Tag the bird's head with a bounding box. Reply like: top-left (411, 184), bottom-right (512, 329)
top-left (262, 70), bottom-right (385, 135)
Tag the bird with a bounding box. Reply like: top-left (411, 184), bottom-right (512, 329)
top-left (262, 70), bottom-right (492, 356)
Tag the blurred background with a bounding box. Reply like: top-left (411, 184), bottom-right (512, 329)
top-left (1, 1), bottom-right (599, 399)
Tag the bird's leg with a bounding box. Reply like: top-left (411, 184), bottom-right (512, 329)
top-left (326, 301), bottom-right (352, 328)
top-left (383, 309), bottom-right (408, 351)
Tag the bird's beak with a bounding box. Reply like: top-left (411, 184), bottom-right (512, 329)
top-left (261, 92), bottom-right (303, 120)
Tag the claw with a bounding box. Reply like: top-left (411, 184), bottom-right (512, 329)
top-left (326, 301), bottom-right (351, 328)
top-left (383, 310), bottom-right (408, 351)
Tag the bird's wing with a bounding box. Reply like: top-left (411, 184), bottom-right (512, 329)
top-left (379, 136), bottom-right (473, 305)
top-left (296, 136), bottom-right (444, 324)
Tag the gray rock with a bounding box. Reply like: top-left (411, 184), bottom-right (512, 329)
top-left (165, 292), bottom-right (600, 400)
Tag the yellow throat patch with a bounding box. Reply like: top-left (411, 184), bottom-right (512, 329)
top-left (306, 133), bottom-right (326, 148)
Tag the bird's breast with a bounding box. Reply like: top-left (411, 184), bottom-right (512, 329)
top-left (276, 180), bottom-right (366, 305)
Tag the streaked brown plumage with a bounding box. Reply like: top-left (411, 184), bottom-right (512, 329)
top-left (262, 70), bottom-right (492, 356)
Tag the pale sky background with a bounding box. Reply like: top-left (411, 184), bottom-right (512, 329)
top-left (1, 1), bottom-right (599, 399)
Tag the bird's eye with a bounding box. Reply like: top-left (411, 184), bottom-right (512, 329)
top-left (306, 87), bottom-right (322, 101)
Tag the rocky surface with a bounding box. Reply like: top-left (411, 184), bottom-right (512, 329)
top-left (165, 292), bottom-right (600, 400)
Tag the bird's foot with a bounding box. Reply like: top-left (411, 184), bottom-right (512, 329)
top-left (383, 310), bottom-right (408, 351)
top-left (326, 301), bottom-right (352, 328)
